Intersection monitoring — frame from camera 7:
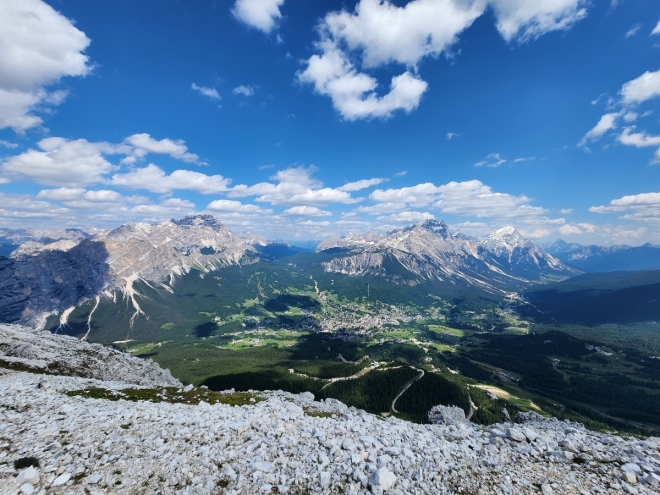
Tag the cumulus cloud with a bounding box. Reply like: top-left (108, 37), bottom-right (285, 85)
top-left (0, 0), bottom-right (92, 131)
top-left (123, 133), bottom-right (201, 164)
top-left (0, 134), bottom-right (207, 186)
top-left (620, 70), bottom-right (660, 105)
top-left (110, 164), bottom-right (231, 194)
top-left (298, 0), bottom-right (588, 120)
top-left (232, 0), bottom-right (285, 33)
top-left (228, 165), bottom-right (360, 206)
top-left (282, 206), bottom-right (332, 217)
top-left (475, 153), bottom-right (507, 168)
top-left (1, 137), bottom-right (121, 186)
top-left (37, 187), bottom-right (121, 203)
top-left (589, 191), bottom-right (660, 223)
top-left (206, 199), bottom-right (272, 214)
top-left (233, 85), bottom-right (255, 97)
top-left (369, 180), bottom-right (547, 220)
top-left (191, 83), bottom-right (221, 100)
top-left (489, 0), bottom-right (587, 42)
top-left (581, 69), bottom-right (660, 160)
top-left (558, 223), bottom-right (596, 235)
top-left (377, 211), bottom-right (434, 223)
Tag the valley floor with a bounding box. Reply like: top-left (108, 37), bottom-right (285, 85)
top-left (1, 367), bottom-right (659, 495)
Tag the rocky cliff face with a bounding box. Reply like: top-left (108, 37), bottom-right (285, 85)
top-left (318, 220), bottom-right (578, 291)
top-left (1, 327), bottom-right (657, 494)
top-left (0, 215), bottom-right (255, 327)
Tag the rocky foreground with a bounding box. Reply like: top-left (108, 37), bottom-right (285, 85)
top-left (1, 326), bottom-right (660, 494)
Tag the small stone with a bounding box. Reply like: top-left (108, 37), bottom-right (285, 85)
top-left (541, 484), bottom-right (553, 495)
top-left (623, 472), bottom-right (637, 485)
top-left (622, 463), bottom-right (641, 474)
top-left (20, 484), bottom-right (35, 495)
top-left (87, 474), bottom-right (103, 484)
top-left (522, 427), bottom-right (538, 442)
top-left (370, 468), bottom-right (396, 490)
top-left (506, 428), bottom-right (526, 442)
top-left (17, 467), bottom-right (39, 485)
top-left (51, 473), bottom-right (71, 487)
top-left (183, 384), bottom-right (194, 392)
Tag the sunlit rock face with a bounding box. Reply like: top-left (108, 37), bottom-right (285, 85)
top-left (317, 220), bottom-right (579, 292)
top-left (0, 215), bottom-right (255, 327)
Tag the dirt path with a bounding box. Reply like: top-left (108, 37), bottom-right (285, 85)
top-left (391, 367), bottom-right (424, 414)
top-left (337, 353), bottom-right (369, 365)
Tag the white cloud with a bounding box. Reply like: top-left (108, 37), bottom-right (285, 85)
top-left (206, 199), bottom-right (272, 214)
top-left (1, 137), bottom-right (121, 186)
top-left (191, 83), bottom-right (221, 100)
top-left (298, 0), bottom-right (588, 120)
top-left (434, 180), bottom-right (546, 218)
top-left (559, 208), bottom-right (573, 214)
top-left (228, 165), bottom-right (360, 206)
top-left (377, 211), bottom-right (435, 223)
top-left (110, 164), bottom-right (231, 194)
top-left (298, 47), bottom-right (428, 121)
top-left (124, 133), bottom-right (201, 164)
top-left (129, 198), bottom-right (197, 219)
top-left (370, 183), bottom-right (443, 207)
top-left (353, 203), bottom-right (407, 215)
top-left (590, 191), bottom-right (660, 223)
top-left (652, 20), bottom-right (660, 35)
top-left (232, 0), bottom-right (285, 33)
top-left (369, 180), bottom-right (547, 220)
top-left (0, 140), bottom-right (18, 149)
top-left (336, 178), bottom-right (388, 192)
top-left (0, 0), bottom-right (92, 131)
top-left (0, 193), bottom-right (71, 226)
top-left (446, 132), bottom-right (460, 140)
top-left (394, 171), bottom-right (407, 177)
top-left (233, 85), bottom-right (255, 97)
top-left (37, 187), bottom-right (121, 203)
top-left (475, 153), bottom-right (507, 168)
top-left (578, 112), bottom-right (619, 147)
top-left (513, 156), bottom-right (535, 162)
top-left (489, 0), bottom-right (587, 42)
top-left (559, 223), bottom-right (596, 235)
top-left (625, 24), bottom-right (641, 38)
top-left (620, 70), bottom-right (660, 105)
top-left (282, 206), bottom-right (332, 217)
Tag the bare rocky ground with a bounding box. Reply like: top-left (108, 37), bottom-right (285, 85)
top-left (1, 324), bottom-right (659, 495)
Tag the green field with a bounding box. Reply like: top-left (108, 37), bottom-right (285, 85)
top-left (39, 259), bottom-right (660, 434)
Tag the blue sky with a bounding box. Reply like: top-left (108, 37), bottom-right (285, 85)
top-left (1, 0), bottom-right (660, 245)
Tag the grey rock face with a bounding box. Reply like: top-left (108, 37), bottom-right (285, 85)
top-left (317, 220), bottom-right (578, 292)
top-left (0, 215), bottom-right (255, 327)
top-left (428, 404), bottom-right (466, 425)
top-left (0, 323), bottom-right (181, 387)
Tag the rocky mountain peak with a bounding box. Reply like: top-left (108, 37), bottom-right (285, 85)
top-left (172, 214), bottom-right (225, 231)
top-left (413, 219), bottom-right (451, 237)
top-left (491, 225), bottom-right (523, 240)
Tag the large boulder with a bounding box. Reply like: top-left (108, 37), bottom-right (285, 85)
top-left (428, 405), bottom-right (466, 426)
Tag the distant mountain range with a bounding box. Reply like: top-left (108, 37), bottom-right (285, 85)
top-left (546, 239), bottom-right (660, 272)
top-left (0, 216), bottom-right (577, 327)
top-left (317, 220), bottom-right (577, 291)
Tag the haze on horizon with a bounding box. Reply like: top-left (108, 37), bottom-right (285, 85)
top-left (0, 0), bottom-right (659, 246)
